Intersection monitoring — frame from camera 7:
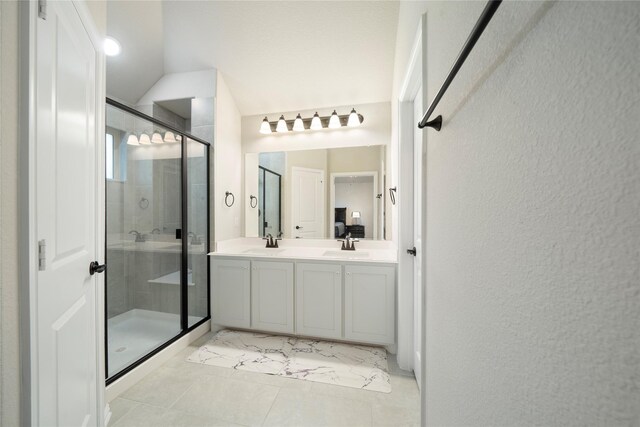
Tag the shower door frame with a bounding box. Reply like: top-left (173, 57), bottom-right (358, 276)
top-left (104, 97), bottom-right (212, 385)
top-left (258, 166), bottom-right (282, 237)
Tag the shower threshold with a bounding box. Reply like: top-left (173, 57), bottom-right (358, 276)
top-left (107, 309), bottom-right (201, 378)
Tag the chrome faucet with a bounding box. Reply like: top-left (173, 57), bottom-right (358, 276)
top-left (263, 233), bottom-right (280, 248)
top-left (150, 228), bottom-right (161, 234)
top-left (339, 233), bottom-right (358, 251)
top-left (129, 230), bottom-right (145, 243)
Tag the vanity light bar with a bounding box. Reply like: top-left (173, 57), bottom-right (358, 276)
top-left (259, 109), bottom-right (364, 134)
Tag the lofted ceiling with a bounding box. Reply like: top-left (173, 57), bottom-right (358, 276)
top-left (106, 1), bottom-right (400, 116)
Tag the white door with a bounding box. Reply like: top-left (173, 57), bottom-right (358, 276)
top-left (35, 2), bottom-right (101, 425)
top-left (291, 167), bottom-right (324, 238)
top-left (412, 87), bottom-right (424, 385)
top-left (251, 261), bottom-right (294, 333)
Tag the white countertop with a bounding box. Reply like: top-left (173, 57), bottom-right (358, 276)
top-left (209, 238), bottom-right (397, 264)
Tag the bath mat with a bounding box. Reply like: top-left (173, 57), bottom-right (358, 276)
top-left (186, 329), bottom-right (391, 393)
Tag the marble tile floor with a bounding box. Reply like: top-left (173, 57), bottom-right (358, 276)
top-left (109, 331), bottom-right (420, 427)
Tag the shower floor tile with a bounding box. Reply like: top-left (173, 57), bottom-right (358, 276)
top-left (107, 309), bottom-right (200, 378)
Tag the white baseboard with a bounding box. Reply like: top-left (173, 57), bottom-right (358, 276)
top-left (104, 403), bottom-right (112, 427)
top-left (105, 320), bottom-right (211, 403)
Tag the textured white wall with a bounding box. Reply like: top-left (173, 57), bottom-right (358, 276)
top-left (214, 72), bottom-right (243, 243)
top-left (409, 1), bottom-right (640, 425)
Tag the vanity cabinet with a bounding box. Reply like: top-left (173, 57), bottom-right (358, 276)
top-left (296, 263), bottom-right (342, 340)
top-left (211, 259), bottom-right (251, 328)
top-left (344, 265), bottom-right (395, 345)
top-left (210, 255), bottom-right (396, 346)
top-left (251, 261), bottom-right (294, 334)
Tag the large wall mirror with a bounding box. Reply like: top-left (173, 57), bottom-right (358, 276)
top-left (245, 146), bottom-right (387, 240)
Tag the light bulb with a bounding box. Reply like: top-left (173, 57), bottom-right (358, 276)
top-left (151, 132), bottom-right (163, 144)
top-left (276, 115), bottom-right (288, 133)
top-left (126, 133), bottom-right (139, 146)
top-left (104, 37), bottom-right (121, 56)
top-left (347, 108), bottom-right (360, 127)
top-left (293, 114), bottom-right (304, 132)
top-left (139, 133), bottom-right (151, 145)
top-left (310, 112), bottom-right (322, 130)
top-left (328, 110), bottom-right (341, 129)
top-left (259, 117), bottom-right (272, 134)
top-left (164, 131), bottom-right (177, 143)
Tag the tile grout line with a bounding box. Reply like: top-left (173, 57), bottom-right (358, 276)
top-left (259, 386), bottom-right (283, 426)
top-left (166, 378), bottom-right (200, 410)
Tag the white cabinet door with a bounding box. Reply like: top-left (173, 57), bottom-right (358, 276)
top-left (252, 261), bottom-right (294, 333)
top-left (211, 259), bottom-right (251, 328)
top-left (296, 263), bottom-right (342, 340)
top-left (345, 265), bottom-right (395, 344)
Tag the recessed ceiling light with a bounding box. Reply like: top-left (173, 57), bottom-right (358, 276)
top-left (104, 37), bottom-right (121, 56)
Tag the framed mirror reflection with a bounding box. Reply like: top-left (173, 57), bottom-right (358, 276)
top-left (245, 145), bottom-right (387, 240)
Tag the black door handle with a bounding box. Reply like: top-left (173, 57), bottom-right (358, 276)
top-left (407, 247), bottom-right (416, 256)
top-left (296, 226), bottom-right (303, 229)
top-left (89, 261), bottom-right (107, 275)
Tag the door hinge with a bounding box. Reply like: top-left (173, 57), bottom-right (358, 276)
top-left (38, 0), bottom-right (47, 19)
top-left (38, 240), bottom-right (46, 271)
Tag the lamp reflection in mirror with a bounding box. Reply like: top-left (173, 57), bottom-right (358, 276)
top-left (151, 132), bottom-right (164, 144)
top-left (139, 133), bottom-right (151, 145)
top-left (126, 133), bottom-right (139, 146)
top-left (164, 131), bottom-right (178, 143)
top-left (351, 210), bottom-right (361, 225)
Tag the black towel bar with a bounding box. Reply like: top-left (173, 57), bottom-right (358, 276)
top-left (418, 0), bottom-right (502, 130)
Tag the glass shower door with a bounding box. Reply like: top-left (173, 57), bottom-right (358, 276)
top-left (105, 100), bottom-right (210, 382)
top-left (186, 138), bottom-right (209, 327)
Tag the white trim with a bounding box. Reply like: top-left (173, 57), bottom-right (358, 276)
top-left (329, 171), bottom-right (379, 240)
top-left (19, 2), bottom-right (38, 424)
top-left (396, 22), bottom-right (423, 375)
top-left (73, 2), bottom-right (108, 425)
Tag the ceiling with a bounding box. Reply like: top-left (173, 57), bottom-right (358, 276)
top-left (106, 1), bottom-right (400, 116)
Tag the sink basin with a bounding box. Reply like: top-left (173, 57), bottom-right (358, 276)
top-left (322, 250), bottom-right (370, 259)
top-left (242, 248), bottom-right (286, 256)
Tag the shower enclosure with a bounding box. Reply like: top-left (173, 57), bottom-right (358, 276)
top-left (105, 98), bottom-right (210, 383)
